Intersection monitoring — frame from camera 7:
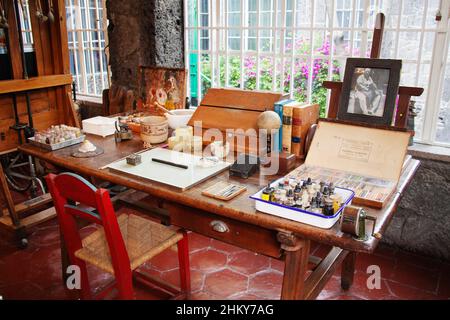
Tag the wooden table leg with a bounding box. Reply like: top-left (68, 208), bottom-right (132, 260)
top-left (277, 231), bottom-right (310, 300)
top-left (341, 251), bottom-right (357, 290)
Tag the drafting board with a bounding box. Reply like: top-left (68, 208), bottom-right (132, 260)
top-left (106, 148), bottom-right (231, 191)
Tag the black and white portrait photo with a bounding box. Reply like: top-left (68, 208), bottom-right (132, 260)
top-left (338, 58), bottom-right (402, 126)
top-left (347, 68), bottom-right (390, 117)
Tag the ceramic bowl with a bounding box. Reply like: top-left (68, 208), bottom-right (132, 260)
top-left (140, 116), bottom-right (169, 145)
top-left (165, 109), bottom-right (195, 129)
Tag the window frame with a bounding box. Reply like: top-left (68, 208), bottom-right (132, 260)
top-left (184, 0), bottom-right (450, 148)
top-left (66, 0), bottom-right (110, 100)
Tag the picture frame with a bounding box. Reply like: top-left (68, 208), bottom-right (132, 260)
top-left (137, 66), bottom-right (187, 115)
top-left (338, 58), bottom-right (402, 126)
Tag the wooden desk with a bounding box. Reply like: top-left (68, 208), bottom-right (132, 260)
top-left (19, 135), bottom-right (420, 300)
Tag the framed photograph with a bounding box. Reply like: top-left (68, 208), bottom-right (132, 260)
top-left (138, 66), bottom-right (187, 114)
top-left (338, 58), bottom-right (402, 126)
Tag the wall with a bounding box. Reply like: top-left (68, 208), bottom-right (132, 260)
top-left (106, 0), bottom-right (184, 91)
top-left (383, 154), bottom-right (450, 261)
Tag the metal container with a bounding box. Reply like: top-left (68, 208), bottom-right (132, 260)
top-left (28, 135), bottom-right (86, 151)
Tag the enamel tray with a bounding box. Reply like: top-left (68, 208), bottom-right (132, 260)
top-left (28, 135), bottom-right (86, 151)
top-left (250, 177), bottom-right (355, 229)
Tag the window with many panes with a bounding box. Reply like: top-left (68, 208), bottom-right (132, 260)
top-left (65, 0), bottom-right (109, 98)
top-left (185, 0), bottom-right (450, 146)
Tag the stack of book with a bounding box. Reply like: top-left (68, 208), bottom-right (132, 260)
top-left (274, 100), bottom-right (319, 159)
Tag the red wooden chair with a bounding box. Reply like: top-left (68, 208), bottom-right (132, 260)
top-left (46, 172), bottom-right (190, 300)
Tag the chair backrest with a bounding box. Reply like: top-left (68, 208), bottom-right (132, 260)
top-left (46, 173), bottom-right (131, 276)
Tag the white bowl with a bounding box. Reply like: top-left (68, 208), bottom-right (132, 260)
top-left (165, 109), bottom-right (195, 129)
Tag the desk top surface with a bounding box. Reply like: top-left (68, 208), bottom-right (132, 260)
top-left (19, 134), bottom-right (420, 254)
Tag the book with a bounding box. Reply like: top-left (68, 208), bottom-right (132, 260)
top-left (282, 104), bottom-right (294, 153)
top-left (273, 99), bottom-right (294, 152)
top-left (291, 103), bottom-right (320, 159)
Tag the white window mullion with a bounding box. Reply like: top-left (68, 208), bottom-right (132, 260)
top-left (85, 1), bottom-right (98, 95)
top-left (255, 0), bottom-right (261, 90)
top-left (360, 0), bottom-right (370, 57)
top-left (415, 0), bottom-right (428, 87)
top-left (307, 0), bottom-right (315, 102)
top-left (196, 0), bottom-right (202, 98)
top-left (240, 0), bottom-right (245, 89)
top-left (279, 0), bottom-right (287, 94)
top-left (394, 0), bottom-right (404, 58)
top-left (94, 0), bottom-right (105, 92)
top-left (184, 0), bottom-right (191, 100)
top-left (74, 0), bottom-right (88, 95)
top-left (349, 0), bottom-right (357, 56)
top-left (225, 0), bottom-right (230, 87)
top-left (271, 0), bottom-right (278, 91)
top-left (326, 0), bottom-right (336, 115)
top-left (101, 0), bottom-right (111, 87)
top-left (288, 0), bottom-right (297, 100)
top-left (214, 0), bottom-right (220, 88)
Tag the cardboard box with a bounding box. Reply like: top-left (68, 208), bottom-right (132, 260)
top-left (287, 120), bottom-right (411, 208)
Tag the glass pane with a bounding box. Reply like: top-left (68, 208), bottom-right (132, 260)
top-left (201, 54), bottom-right (212, 98)
top-left (292, 58), bottom-right (309, 103)
top-left (227, 56), bottom-right (241, 88)
top-left (401, 0), bottom-right (425, 28)
top-left (228, 29), bottom-right (241, 50)
top-left (400, 63), bottom-right (417, 86)
top-left (244, 55), bottom-right (257, 90)
top-left (295, 0), bottom-right (311, 27)
top-left (259, 56), bottom-right (274, 91)
top-left (379, 0), bottom-right (401, 28)
top-left (426, 0), bottom-right (440, 28)
top-left (314, 0), bottom-right (330, 28)
top-left (380, 30), bottom-right (397, 59)
top-left (259, 29), bottom-right (272, 52)
top-left (398, 32), bottom-right (420, 61)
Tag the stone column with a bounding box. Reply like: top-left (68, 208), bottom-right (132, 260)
top-left (106, 0), bottom-right (184, 91)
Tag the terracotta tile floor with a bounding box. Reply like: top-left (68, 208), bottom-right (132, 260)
top-left (0, 210), bottom-right (449, 300)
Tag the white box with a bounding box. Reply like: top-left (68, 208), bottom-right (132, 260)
top-left (82, 116), bottom-right (117, 137)
top-left (250, 177), bottom-right (354, 229)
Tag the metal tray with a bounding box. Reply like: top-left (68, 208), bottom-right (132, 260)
top-left (28, 135), bottom-right (86, 151)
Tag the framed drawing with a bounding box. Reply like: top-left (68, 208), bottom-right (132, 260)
top-left (138, 66), bottom-right (187, 114)
top-left (338, 58), bottom-right (402, 126)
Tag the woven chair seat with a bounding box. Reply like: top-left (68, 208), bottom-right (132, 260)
top-left (75, 214), bottom-right (183, 274)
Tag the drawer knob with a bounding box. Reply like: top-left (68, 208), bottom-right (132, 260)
top-left (210, 220), bottom-right (229, 233)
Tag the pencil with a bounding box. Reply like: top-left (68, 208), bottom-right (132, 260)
top-left (152, 158), bottom-right (189, 170)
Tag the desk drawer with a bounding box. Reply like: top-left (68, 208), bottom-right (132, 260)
top-left (166, 203), bottom-right (282, 259)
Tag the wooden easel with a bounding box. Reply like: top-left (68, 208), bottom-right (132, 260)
top-left (323, 13), bottom-right (424, 128)
top-left (314, 13), bottom-right (424, 291)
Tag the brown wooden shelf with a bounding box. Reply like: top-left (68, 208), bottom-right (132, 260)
top-left (0, 74), bottom-right (73, 95)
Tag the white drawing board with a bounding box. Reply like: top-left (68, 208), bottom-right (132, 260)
top-left (106, 148), bottom-right (231, 190)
